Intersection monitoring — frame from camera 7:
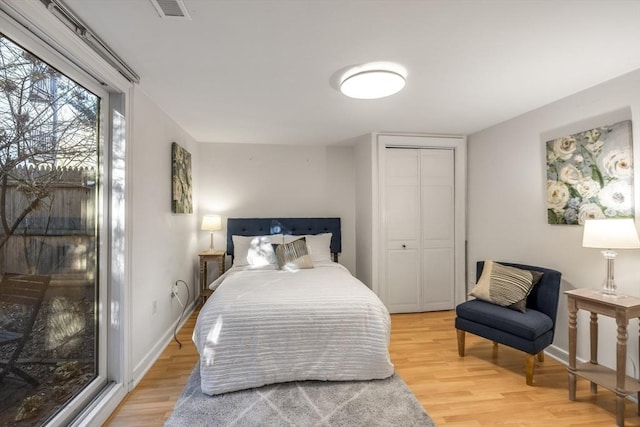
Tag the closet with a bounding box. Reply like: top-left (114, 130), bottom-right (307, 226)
top-left (384, 147), bottom-right (455, 313)
top-left (353, 133), bottom-right (465, 314)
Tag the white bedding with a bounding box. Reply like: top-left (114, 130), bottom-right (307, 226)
top-left (192, 262), bottom-right (394, 395)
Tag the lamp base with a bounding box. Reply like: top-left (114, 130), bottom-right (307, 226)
top-left (601, 280), bottom-right (621, 298)
top-left (600, 249), bottom-right (624, 298)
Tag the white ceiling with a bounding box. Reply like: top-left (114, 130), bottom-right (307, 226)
top-left (64, 0), bottom-right (640, 146)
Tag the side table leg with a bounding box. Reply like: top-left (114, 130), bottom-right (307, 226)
top-left (590, 312), bottom-right (598, 394)
top-left (199, 258), bottom-right (207, 303)
top-left (616, 394), bottom-right (624, 427)
top-left (218, 256), bottom-right (225, 276)
top-left (615, 315), bottom-right (629, 427)
top-left (568, 299), bottom-right (577, 401)
top-left (568, 371), bottom-right (576, 400)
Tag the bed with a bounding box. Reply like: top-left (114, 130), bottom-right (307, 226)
top-left (192, 217), bottom-right (394, 395)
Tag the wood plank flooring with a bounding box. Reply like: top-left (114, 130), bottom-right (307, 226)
top-left (105, 309), bottom-right (640, 426)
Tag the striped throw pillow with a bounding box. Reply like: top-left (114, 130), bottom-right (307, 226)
top-left (272, 237), bottom-right (314, 270)
top-left (469, 261), bottom-right (540, 312)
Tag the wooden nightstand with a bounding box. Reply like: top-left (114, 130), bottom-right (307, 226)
top-left (199, 250), bottom-right (225, 303)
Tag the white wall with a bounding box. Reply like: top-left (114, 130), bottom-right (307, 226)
top-left (130, 87), bottom-right (200, 381)
top-left (197, 142), bottom-right (357, 274)
top-left (354, 134), bottom-right (376, 288)
top-left (468, 68), bottom-right (640, 372)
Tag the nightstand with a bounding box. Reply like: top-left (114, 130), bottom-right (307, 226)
top-left (198, 250), bottom-right (225, 303)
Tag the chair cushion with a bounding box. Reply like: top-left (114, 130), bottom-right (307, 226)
top-left (456, 299), bottom-right (553, 341)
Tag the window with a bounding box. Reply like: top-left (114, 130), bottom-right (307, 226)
top-left (0, 32), bottom-right (110, 426)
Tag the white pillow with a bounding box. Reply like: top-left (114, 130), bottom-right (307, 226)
top-left (284, 233), bottom-right (332, 264)
top-left (232, 234), bottom-right (283, 267)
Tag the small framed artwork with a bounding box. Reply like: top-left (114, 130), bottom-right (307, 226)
top-left (546, 119), bottom-right (633, 225)
top-left (171, 142), bottom-right (193, 214)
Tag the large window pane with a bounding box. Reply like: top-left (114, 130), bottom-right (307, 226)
top-left (0, 33), bottom-right (100, 426)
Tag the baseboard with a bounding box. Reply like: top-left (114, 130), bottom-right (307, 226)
top-left (131, 300), bottom-right (197, 388)
top-left (544, 343), bottom-right (567, 365)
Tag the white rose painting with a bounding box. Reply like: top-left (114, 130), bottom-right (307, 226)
top-left (546, 120), bottom-right (633, 225)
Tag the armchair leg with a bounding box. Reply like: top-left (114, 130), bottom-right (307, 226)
top-left (491, 341), bottom-right (499, 359)
top-left (537, 351), bottom-right (544, 362)
top-left (456, 329), bottom-right (465, 357)
top-left (525, 355), bottom-right (536, 386)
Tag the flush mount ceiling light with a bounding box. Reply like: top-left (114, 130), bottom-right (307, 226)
top-left (339, 62), bottom-right (407, 99)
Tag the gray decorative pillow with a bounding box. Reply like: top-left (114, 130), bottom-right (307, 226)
top-left (272, 237), bottom-right (314, 270)
top-left (508, 270), bottom-right (543, 312)
top-left (469, 260), bottom-right (541, 313)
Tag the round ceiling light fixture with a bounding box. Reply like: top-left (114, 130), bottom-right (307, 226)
top-left (339, 62), bottom-right (407, 99)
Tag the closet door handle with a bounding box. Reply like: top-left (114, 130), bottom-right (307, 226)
top-left (402, 244), bottom-right (406, 249)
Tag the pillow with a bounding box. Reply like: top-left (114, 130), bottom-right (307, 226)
top-left (283, 233), bottom-right (332, 263)
top-left (509, 270), bottom-right (544, 312)
top-left (232, 234), bottom-right (283, 267)
top-left (272, 237), bottom-right (314, 270)
top-left (469, 260), bottom-right (543, 313)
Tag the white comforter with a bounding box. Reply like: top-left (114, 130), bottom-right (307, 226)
top-left (192, 262), bottom-right (394, 395)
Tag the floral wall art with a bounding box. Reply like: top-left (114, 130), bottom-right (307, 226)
top-left (546, 120), bottom-right (633, 225)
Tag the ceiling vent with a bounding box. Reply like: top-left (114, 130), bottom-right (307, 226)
top-left (150, 0), bottom-right (191, 19)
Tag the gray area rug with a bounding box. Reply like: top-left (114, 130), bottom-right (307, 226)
top-left (165, 365), bottom-right (435, 426)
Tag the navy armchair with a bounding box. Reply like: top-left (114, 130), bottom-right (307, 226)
top-left (455, 261), bottom-right (562, 385)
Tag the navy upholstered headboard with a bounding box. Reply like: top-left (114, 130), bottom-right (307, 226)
top-left (226, 217), bottom-right (341, 257)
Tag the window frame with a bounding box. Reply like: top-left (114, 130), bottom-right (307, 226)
top-left (0, 1), bottom-right (132, 425)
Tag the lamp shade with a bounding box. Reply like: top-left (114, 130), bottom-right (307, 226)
top-left (201, 214), bottom-right (222, 232)
top-left (582, 218), bottom-right (640, 249)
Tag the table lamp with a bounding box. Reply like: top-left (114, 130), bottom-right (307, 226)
top-left (201, 214), bottom-right (222, 252)
top-left (582, 218), bottom-right (640, 297)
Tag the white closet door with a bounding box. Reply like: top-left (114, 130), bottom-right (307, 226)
top-left (420, 149), bottom-right (455, 311)
top-left (384, 147), bottom-right (455, 313)
top-left (385, 149), bottom-right (421, 313)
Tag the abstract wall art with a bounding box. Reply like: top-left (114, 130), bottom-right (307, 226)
top-left (171, 142), bottom-right (193, 214)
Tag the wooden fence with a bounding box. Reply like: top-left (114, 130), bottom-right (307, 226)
top-left (0, 165), bottom-right (96, 289)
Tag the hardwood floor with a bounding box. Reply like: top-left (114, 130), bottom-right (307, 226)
top-left (105, 309), bottom-right (640, 426)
